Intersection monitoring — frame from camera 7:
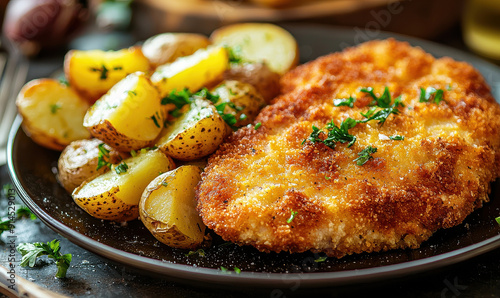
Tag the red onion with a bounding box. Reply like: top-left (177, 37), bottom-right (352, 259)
top-left (3, 0), bottom-right (88, 55)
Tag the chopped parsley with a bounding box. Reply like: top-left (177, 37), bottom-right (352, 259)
top-left (50, 103), bottom-right (62, 114)
top-left (234, 267), bottom-right (241, 274)
top-left (333, 96), bottom-right (355, 108)
top-left (220, 266), bottom-right (228, 273)
top-left (161, 182), bottom-right (168, 187)
top-left (226, 45), bottom-right (243, 64)
top-left (59, 78), bottom-right (70, 86)
top-left (389, 135), bottom-right (404, 141)
top-left (150, 112), bottom-right (161, 128)
top-left (90, 64), bottom-right (122, 80)
top-left (114, 162), bottom-right (129, 174)
top-left (17, 239), bottom-right (72, 278)
top-left (354, 146), bottom-right (377, 166)
top-left (96, 144), bottom-right (112, 170)
top-left (127, 90), bottom-right (137, 96)
top-left (361, 86), bottom-right (392, 108)
top-left (130, 150), bottom-right (137, 157)
top-left (185, 249), bottom-right (205, 258)
top-left (287, 210), bottom-right (298, 223)
top-left (254, 122), bottom-right (262, 130)
top-left (496, 217), bottom-right (500, 225)
top-left (314, 256), bottom-right (328, 263)
top-left (195, 87), bottom-right (220, 103)
top-left (0, 218), bottom-right (13, 236)
top-left (17, 206), bottom-right (37, 220)
top-left (419, 87), bottom-right (444, 105)
top-left (162, 88), bottom-right (192, 112)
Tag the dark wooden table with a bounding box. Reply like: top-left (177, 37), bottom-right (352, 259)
top-left (1, 24), bottom-right (500, 298)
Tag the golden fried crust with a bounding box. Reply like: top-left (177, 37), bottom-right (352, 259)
top-left (196, 39), bottom-right (500, 257)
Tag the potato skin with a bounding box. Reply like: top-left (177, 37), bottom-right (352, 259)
top-left (84, 72), bottom-right (163, 151)
top-left (140, 165), bottom-right (205, 249)
top-left (210, 23), bottom-right (299, 75)
top-left (142, 33), bottom-right (211, 67)
top-left (73, 150), bottom-right (175, 222)
top-left (157, 99), bottom-right (230, 160)
top-left (58, 139), bottom-right (129, 193)
top-left (64, 46), bottom-right (150, 103)
top-left (223, 63), bottom-right (280, 103)
top-left (212, 80), bottom-right (266, 127)
top-left (16, 78), bottom-right (91, 151)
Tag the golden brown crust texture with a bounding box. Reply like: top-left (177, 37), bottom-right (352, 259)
top-left (196, 39), bottom-right (500, 257)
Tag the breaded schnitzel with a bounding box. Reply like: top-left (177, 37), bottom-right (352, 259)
top-left (196, 39), bottom-right (500, 257)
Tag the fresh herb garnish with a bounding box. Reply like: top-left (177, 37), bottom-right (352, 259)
top-left (389, 135), bottom-right (404, 141)
top-left (17, 239), bottom-right (72, 278)
top-left (354, 146), bottom-right (377, 166)
top-left (419, 87), bottom-right (444, 105)
top-left (185, 249), bottom-right (205, 258)
top-left (96, 144), bottom-right (112, 171)
top-left (287, 210), bottom-right (298, 223)
top-left (150, 112), bottom-right (161, 128)
top-left (161, 182), bottom-right (168, 187)
top-left (220, 266), bottom-right (228, 273)
top-left (195, 87), bottom-right (220, 103)
top-left (254, 122), bottom-right (262, 130)
top-left (226, 45), bottom-right (243, 64)
top-left (302, 118), bottom-right (357, 149)
top-left (114, 162), bottom-right (129, 175)
top-left (17, 206), bottom-right (36, 220)
top-left (496, 217), bottom-right (500, 225)
top-left (59, 78), bottom-right (70, 86)
top-left (234, 267), bottom-right (241, 274)
top-left (0, 218), bottom-right (13, 236)
top-left (127, 90), bottom-right (137, 96)
top-left (361, 86), bottom-right (392, 108)
top-left (333, 96), bottom-right (356, 108)
top-left (50, 103), bottom-right (62, 114)
top-left (314, 256), bottom-right (328, 263)
top-left (130, 150), bottom-right (137, 157)
top-left (162, 88), bottom-right (192, 108)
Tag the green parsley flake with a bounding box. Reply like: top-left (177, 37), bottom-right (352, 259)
top-left (333, 96), bottom-right (355, 108)
top-left (287, 210), bottom-right (298, 223)
top-left (354, 146), bottom-right (377, 166)
top-left (234, 267), bottom-right (241, 274)
top-left (162, 182), bottom-right (168, 187)
top-left (17, 206), bottom-right (37, 220)
top-left (389, 135), bottom-right (404, 141)
top-left (114, 162), bottom-right (129, 175)
top-left (150, 112), bottom-right (161, 128)
top-left (220, 266), bottom-right (228, 273)
top-left (50, 103), bottom-right (62, 114)
top-left (96, 144), bottom-right (112, 171)
top-left (226, 45), bottom-right (243, 64)
top-left (314, 256), bottom-right (328, 263)
top-left (17, 239), bottom-right (72, 278)
top-left (254, 122), bottom-right (262, 130)
top-left (185, 249), bottom-right (205, 258)
top-left (419, 87), bottom-right (444, 105)
top-left (496, 217), bottom-right (500, 225)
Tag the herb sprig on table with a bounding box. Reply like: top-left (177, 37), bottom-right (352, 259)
top-left (17, 239), bottom-right (72, 278)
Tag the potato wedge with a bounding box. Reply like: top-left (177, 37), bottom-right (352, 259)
top-left (84, 72), bottom-right (163, 151)
top-left (140, 165), bottom-right (205, 249)
top-left (64, 46), bottom-right (150, 103)
top-left (58, 139), bottom-right (129, 193)
top-left (16, 78), bottom-right (91, 151)
top-left (223, 62), bottom-right (280, 103)
top-left (210, 23), bottom-right (299, 75)
top-left (212, 80), bottom-right (266, 127)
top-left (72, 149), bottom-right (175, 222)
top-left (150, 46), bottom-right (228, 98)
top-left (156, 98), bottom-right (230, 160)
top-left (142, 33), bottom-right (211, 67)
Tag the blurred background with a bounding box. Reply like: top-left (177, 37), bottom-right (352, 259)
top-left (0, 0), bottom-right (498, 62)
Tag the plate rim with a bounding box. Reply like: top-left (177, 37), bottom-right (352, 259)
top-left (8, 25), bottom-right (500, 288)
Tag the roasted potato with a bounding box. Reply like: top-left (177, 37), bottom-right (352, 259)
top-left (142, 33), bottom-right (211, 67)
top-left (64, 46), bottom-right (150, 103)
top-left (223, 62), bottom-right (280, 103)
top-left (140, 165), bottom-right (206, 249)
top-left (156, 98), bottom-right (230, 160)
top-left (212, 80), bottom-right (266, 127)
top-left (72, 149), bottom-right (175, 222)
top-left (210, 23), bottom-right (299, 75)
top-left (16, 78), bottom-right (91, 151)
top-left (58, 139), bottom-right (129, 193)
top-left (150, 46), bottom-right (228, 98)
top-left (84, 72), bottom-right (163, 151)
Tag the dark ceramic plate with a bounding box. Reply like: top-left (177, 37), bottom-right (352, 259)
top-left (8, 25), bottom-right (500, 289)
